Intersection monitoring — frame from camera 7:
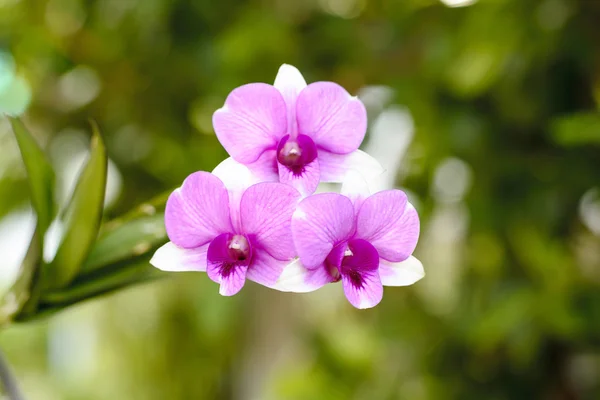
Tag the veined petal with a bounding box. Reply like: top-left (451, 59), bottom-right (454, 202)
top-left (340, 239), bottom-right (382, 309)
top-left (342, 268), bottom-right (383, 309)
top-left (165, 172), bottom-right (233, 248)
top-left (245, 150), bottom-right (279, 182)
top-left (319, 150), bottom-right (383, 182)
top-left (272, 259), bottom-right (333, 293)
top-left (379, 256), bottom-right (424, 286)
top-left (292, 193), bottom-right (355, 268)
top-left (240, 182), bottom-right (301, 260)
top-left (277, 158), bottom-right (320, 197)
top-left (274, 64), bottom-right (307, 137)
top-left (355, 190), bottom-right (420, 262)
top-left (150, 242), bottom-right (209, 272)
top-left (246, 250), bottom-right (289, 287)
top-left (213, 83), bottom-right (287, 164)
top-left (296, 82), bottom-right (367, 154)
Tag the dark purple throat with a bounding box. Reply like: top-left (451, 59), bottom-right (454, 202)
top-left (276, 134), bottom-right (318, 175)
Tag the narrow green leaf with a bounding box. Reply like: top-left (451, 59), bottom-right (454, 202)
top-left (26, 257), bottom-right (164, 322)
top-left (81, 213), bottom-right (166, 273)
top-left (41, 256), bottom-right (162, 306)
top-left (1, 118), bottom-right (55, 325)
top-left (8, 117), bottom-right (55, 234)
top-left (0, 231), bottom-right (42, 326)
top-left (43, 122), bottom-right (108, 289)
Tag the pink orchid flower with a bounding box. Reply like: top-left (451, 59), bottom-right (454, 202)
top-left (275, 173), bottom-right (423, 309)
top-left (150, 161), bottom-right (300, 295)
top-left (212, 64), bottom-right (382, 196)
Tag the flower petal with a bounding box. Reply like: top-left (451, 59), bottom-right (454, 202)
top-left (150, 242), bottom-right (209, 272)
top-left (292, 193), bottom-right (355, 268)
top-left (342, 269), bottom-right (383, 309)
top-left (379, 256), bottom-right (424, 286)
top-left (296, 82), bottom-right (367, 154)
top-left (277, 158), bottom-right (320, 197)
top-left (355, 190), bottom-right (420, 262)
top-left (274, 64), bottom-right (307, 137)
top-left (212, 158), bottom-right (261, 232)
top-left (341, 169), bottom-right (371, 213)
top-left (319, 149), bottom-right (383, 182)
top-left (245, 149), bottom-right (279, 182)
top-left (213, 83), bottom-right (287, 164)
top-left (271, 259), bottom-right (333, 293)
top-left (206, 233), bottom-right (249, 296)
top-left (246, 250), bottom-right (288, 287)
top-left (212, 157), bottom-right (260, 192)
top-left (165, 172), bottom-right (233, 248)
top-left (240, 182), bottom-right (301, 260)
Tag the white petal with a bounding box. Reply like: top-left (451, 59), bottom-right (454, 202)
top-left (212, 157), bottom-right (261, 231)
top-left (150, 242), bottom-right (208, 272)
top-left (274, 64), bottom-right (307, 97)
top-left (341, 170), bottom-right (371, 212)
top-left (271, 259), bottom-right (331, 293)
top-left (212, 157), bottom-right (260, 193)
top-left (319, 149), bottom-right (384, 183)
top-left (379, 256), bottom-right (424, 286)
top-left (274, 64), bottom-right (307, 137)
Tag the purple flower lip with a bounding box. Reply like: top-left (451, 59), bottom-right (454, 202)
top-left (276, 134), bottom-right (318, 175)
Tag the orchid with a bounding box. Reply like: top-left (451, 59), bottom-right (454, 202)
top-left (150, 161), bottom-right (300, 295)
top-left (150, 65), bottom-right (423, 308)
top-left (275, 174), bottom-right (423, 309)
top-left (212, 64), bottom-right (382, 196)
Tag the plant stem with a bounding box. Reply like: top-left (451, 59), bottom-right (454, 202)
top-left (0, 348), bottom-right (25, 400)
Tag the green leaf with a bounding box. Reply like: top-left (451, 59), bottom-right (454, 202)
top-left (0, 231), bottom-right (42, 326)
top-left (81, 213), bottom-right (166, 273)
top-left (29, 257), bottom-right (164, 322)
top-left (43, 121), bottom-right (108, 290)
top-left (550, 112), bottom-right (600, 146)
top-left (8, 117), bottom-right (55, 234)
top-left (0, 118), bottom-right (55, 325)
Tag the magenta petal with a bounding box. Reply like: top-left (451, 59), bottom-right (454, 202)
top-left (245, 149), bottom-right (279, 182)
top-left (292, 193), bottom-right (355, 268)
top-left (341, 239), bottom-right (382, 308)
top-left (240, 182), bottom-right (301, 260)
top-left (278, 158), bottom-right (320, 197)
top-left (341, 268), bottom-right (383, 309)
top-left (213, 83), bottom-right (287, 164)
top-left (165, 172), bottom-right (233, 249)
top-left (296, 82), bottom-right (367, 154)
top-left (206, 233), bottom-right (251, 296)
top-left (355, 190), bottom-right (420, 262)
top-left (246, 250), bottom-right (288, 287)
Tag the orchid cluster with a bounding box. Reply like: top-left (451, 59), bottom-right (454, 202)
top-left (150, 65), bottom-right (423, 309)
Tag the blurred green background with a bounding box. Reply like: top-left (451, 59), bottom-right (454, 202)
top-left (1, 0), bottom-right (600, 398)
